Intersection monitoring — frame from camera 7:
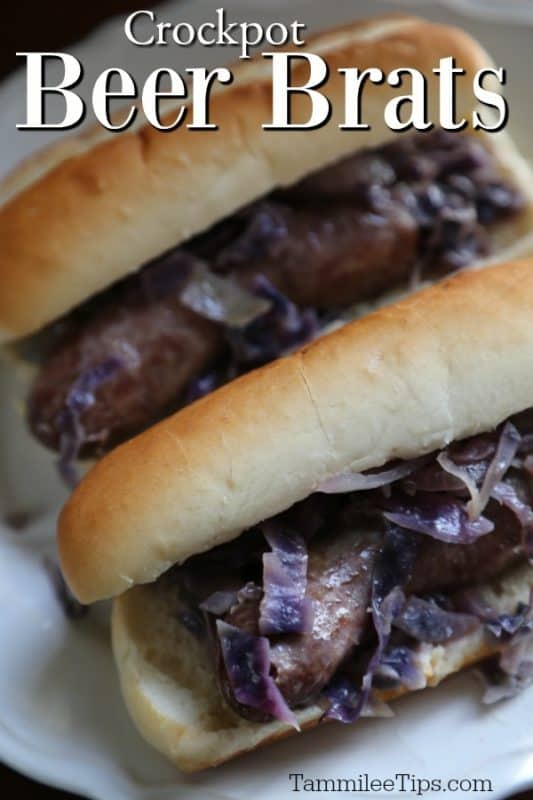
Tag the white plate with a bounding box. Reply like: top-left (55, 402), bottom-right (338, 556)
top-left (1, 1), bottom-right (532, 798)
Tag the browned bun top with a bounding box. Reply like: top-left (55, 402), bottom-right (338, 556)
top-left (58, 258), bottom-right (533, 603)
top-left (2, 14), bottom-right (533, 343)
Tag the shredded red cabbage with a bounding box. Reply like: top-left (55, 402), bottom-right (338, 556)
top-left (373, 526), bottom-right (418, 606)
top-left (216, 621), bottom-right (297, 727)
top-left (491, 482), bottom-right (533, 560)
top-left (57, 357), bottom-right (123, 486)
top-left (373, 646), bottom-right (426, 691)
top-left (455, 588), bottom-right (532, 638)
top-left (478, 591), bottom-right (533, 703)
top-left (393, 596), bottom-right (479, 643)
top-left (499, 621), bottom-right (533, 677)
top-left (352, 587), bottom-right (406, 721)
top-left (486, 601), bottom-right (531, 640)
top-left (323, 677), bottom-right (365, 723)
top-left (259, 526), bottom-right (313, 636)
top-left (184, 277), bottom-right (319, 402)
top-left (323, 675), bottom-right (393, 723)
top-left (176, 415), bottom-right (532, 725)
top-left (317, 427), bottom-right (520, 548)
top-left (228, 276), bottom-right (319, 367)
top-left (384, 493), bottom-right (494, 544)
top-left (335, 526), bottom-right (417, 721)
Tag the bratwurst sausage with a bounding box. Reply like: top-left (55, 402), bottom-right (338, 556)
top-left (27, 199), bottom-right (418, 457)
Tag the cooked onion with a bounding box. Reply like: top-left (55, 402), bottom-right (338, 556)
top-left (318, 458), bottom-right (426, 494)
top-left (180, 262), bottom-right (271, 326)
top-left (475, 422), bottom-right (521, 518)
top-left (436, 453), bottom-right (482, 519)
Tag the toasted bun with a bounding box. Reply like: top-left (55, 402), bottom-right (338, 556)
top-left (111, 562), bottom-right (532, 771)
top-left (2, 15), bottom-right (533, 343)
top-left (59, 258), bottom-right (533, 603)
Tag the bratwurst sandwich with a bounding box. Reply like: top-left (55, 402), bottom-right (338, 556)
top-left (1, 16), bottom-right (533, 481)
top-left (59, 259), bottom-right (533, 771)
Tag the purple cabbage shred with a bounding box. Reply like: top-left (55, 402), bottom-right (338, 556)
top-left (259, 525), bottom-right (314, 636)
top-left (336, 526), bottom-right (417, 721)
top-left (323, 676), bottom-right (364, 723)
top-left (228, 276), bottom-right (319, 367)
top-left (491, 482), bottom-right (533, 560)
top-left (323, 676), bottom-right (393, 723)
top-left (384, 493), bottom-right (494, 544)
top-left (373, 646), bottom-right (426, 691)
top-left (393, 596), bottom-right (480, 644)
top-left (57, 357), bottom-right (123, 487)
top-left (184, 276), bottom-right (319, 402)
top-left (216, 621), bottom-right (298, 727)
top-left (459, 589), bottom-right (533, 703)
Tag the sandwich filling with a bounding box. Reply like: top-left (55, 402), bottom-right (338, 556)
top-left (169, 411), bottom-right (533, 726)
top-left (24, 129), bottom-right (524, 480)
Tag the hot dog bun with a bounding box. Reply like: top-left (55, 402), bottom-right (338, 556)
top-left (58, 258), bottom-right (533, 603)
top-left (1, 15), bottom-right (533, 343)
